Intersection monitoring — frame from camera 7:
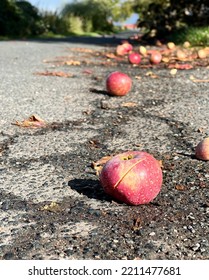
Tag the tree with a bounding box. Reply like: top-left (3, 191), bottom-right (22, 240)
top-left (134, 0), bottom-right (209, 38)
top-left (0, 0), bottom-right (44, 36)
top-left (61, 0), bottom-right (133, 33)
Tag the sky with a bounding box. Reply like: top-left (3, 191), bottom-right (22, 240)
top-left (28, 0), bottom-right (68, 12)
top-left (27, 0), bottom-right (138, 24)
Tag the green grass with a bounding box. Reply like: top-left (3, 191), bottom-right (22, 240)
top-left (169, 26), bottom-right (209, 46)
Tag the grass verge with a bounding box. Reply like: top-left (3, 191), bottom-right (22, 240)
top-left (169, 26), bottom-right (209, 46)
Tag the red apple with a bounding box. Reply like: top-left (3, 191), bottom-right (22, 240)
top-left (106, 71), bottom-right (132, 96)
top-left (195, 138), bottom-right (209, 160)
top-left (128, 52), bottom-right (141, 65)
top-left (116, 42), bottom-right (133, 56)
top-left (100, 151), bottom-right (163, 205)
top-left (116, 44), bottom-right (127, 56)
top-left (122, 42), bottom-right (133, 53)
top-left (150, 51), bottom-right (162, 64)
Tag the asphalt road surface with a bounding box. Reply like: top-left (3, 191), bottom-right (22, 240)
top-left (0, 33), bottom-right (209, 260)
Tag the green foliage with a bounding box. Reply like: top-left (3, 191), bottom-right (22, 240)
top-left (66, 16), bottom-right (84, 34)
top-left (0, 0), bottom-right (44, 36)
top-left (169, 27), bottom-right (209, 46)
top-left (134, 0), bottom-right (209, 40)
top-left (40, 11), bottom-right (69, 35)
top-left (61, 0), bottom-right (133, 33)
top-left (0, 0), bottom-right (133, 37)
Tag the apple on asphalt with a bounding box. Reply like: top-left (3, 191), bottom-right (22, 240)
top-left (116, 42), bottom-right (133, 56)
top-left (116, 44), bottom-right (127, 56)
top-left (99, 151), bottom-right (163, 205)
top-left (195, 137), bottom-right (209, 160)
top-left (150, 51), bottom-right (162, 64)
top-left (106, 71), bottom-right (132, 96)
top-left (128, 52), bottom-right (141, 65)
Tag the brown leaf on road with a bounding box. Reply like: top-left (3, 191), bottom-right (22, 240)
top-left (105, 53), bottom-right (117, 59)
top-left (145, 71), bottom-right (159, 78)
top-left (162, 57), bottom-right (170, 63)
top-left (168, 63), bottom-right (193, 70)
top-left (83, 69), bottom-right (93, 75)
top-left (92, 155), bottom-right (113, 176)
top-left (158, 160), bottom-right (164, 168)
top-left (132, 217), bottom-right (142, 231)
top-left (170, 68), bottom-right (177, 76)
top-left (190, 75), bottom-right (209, 83)
top-left (121, 102), bottom-right (138, 108)
top-left (34, 71), bottom-right (74, 78)
top-left (12, 114), bottom-right (47, 128)
top-left (175, 185), bottom-right (186, 191)
top-left (69, 47), bottom-right (94, 53)
top-left (40, 202), bottom-right (61, 212)
top-left (105, 53), bottom-right (124, 61)
top-left (64, 60), bottom-right (81, 66)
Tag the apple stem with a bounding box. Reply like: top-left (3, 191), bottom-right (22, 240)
top-left (113, 158), bottom-right (145, 189)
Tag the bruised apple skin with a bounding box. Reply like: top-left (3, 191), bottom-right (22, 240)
top-left (106, 71), bottom-right (132, 96)
top-left (100, 151), bottom-right (163, 205)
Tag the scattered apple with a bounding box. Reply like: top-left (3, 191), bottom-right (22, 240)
top-left (139, 46), bottom-right (147, 56)
top-left (116, 45), bottom-right (126, 56)
top-left (195, 138), bottom-right (209, 160)
top-left (116, 42), bottom-right (133, 56)
top-left (106, 71), bottom-right (132, 96)
top-left (176, 49), bottom-right (187, 60)
top-left (122, 42), bottom-right (133, 53)
top-left (197, 49), bottom-right (207, 59)
top-left (183, 41), bottom-right (191, 48)
top-left (205, 47), bottom-right (209, 55)
top-left (99, 151), bottom-right (163, 205)
top-left (128, 52), bottom-right (141, 65)
top-left (150, 51), bottom-right (162, 64)
top-left (167, 42), bottom-right (175, 50)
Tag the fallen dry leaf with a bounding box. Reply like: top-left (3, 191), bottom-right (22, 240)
top-left (190, 75), bottom-right (209, 83)
top-left (175, 185), bottom-right (186, 191)
top-left (105, 53), bottom-right (117, 59)
top-left (35, 71), bottom-right (74, 78)
top-left (40, 202), bottom-right (61, 212)
top-left (83, 69), bottom-right (93, 74)
top-left (12, 114), bottom-right (47, 128)
top-left (162, 57), bottom-right (170, 63)
top-left (121, 102), bottom-right (138, 108)
top-left (168, 63), bottom-right (193, 70)
top-left (158, 160), bottom-right (164, 168)
top-left (92, 155), bottom-right (112, 175)
top-left (105, 53), bottom-right (123, 61)
top-left (89, 139), bottom-right (101, 148)
top-left (170, 68), bottom-right (178, 76)
top-left (69, 47), bottom-right (94, 53)
top-left (145, 71), bottom-right (159, 78)
top-left (64, 60), bottom-right (81, 66)
top-left (132, 217), bottom-right (142, 231)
